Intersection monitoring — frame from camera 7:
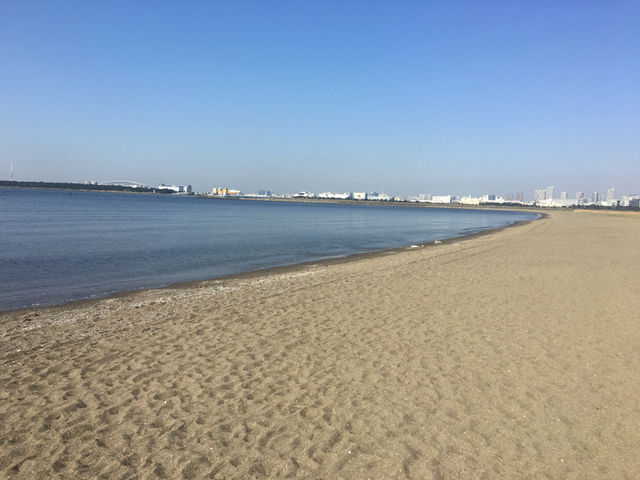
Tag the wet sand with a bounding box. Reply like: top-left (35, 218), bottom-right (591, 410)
top-left (1, 209), bottom-right (639, 479)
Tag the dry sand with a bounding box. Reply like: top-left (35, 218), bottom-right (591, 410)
top-left (1, 209), bottom-right (639, 479)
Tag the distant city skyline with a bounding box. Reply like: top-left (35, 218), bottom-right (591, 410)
top-left (2, 163), bottom-right (637, 202)
top-left (1, 2), bottom-right (638, 196)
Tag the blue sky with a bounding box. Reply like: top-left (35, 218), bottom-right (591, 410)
top-left (1, 1), bottom-right (638, 197)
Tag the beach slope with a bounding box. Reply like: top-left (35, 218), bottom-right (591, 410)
top-left (1, 210), bottom-right (639, 479)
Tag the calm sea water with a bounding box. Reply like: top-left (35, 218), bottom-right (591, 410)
top-left (0, 188), bottom-right (537, 311)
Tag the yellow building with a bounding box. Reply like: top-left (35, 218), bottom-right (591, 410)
top-left (211, 187), bottom-right (242, 196)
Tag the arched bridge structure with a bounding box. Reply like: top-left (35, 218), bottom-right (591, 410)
top-left (100, 181), bottom-right (150, 188)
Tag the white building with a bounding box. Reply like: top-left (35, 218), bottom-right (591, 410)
top-left (458, 196), bottom-right (482, 205)
top-left (538, 198), bottom-right (579, 207)
top-left (621, 195), bottom-right (640, 207)
top-left (546, 186), bottom-right (555, 200)
top-left (352, 192), bottom-right (367, 200)
top-left (317, 192), bottom-right (352, 200)
top-left (481, 195), bottom-right (506, 204)
top-left (534, 189), bottom-right (546, 203)
top-left (368, 192), bottom-right (392, 201)
top-left (430, 195), bottom-right (452, 204)
top-left (158, 184), bottom-right (192, 194)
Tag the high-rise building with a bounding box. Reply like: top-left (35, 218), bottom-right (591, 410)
top-left (560, 191), bottom-right (568, 200)
top-left (576, 191), bottom-right (583, 199)
top-left (546, 186), bottom-right (555, 200)
top-left (592, 192), bottom-right (599, 203)
top-left (534, 189), bottom-right (546, 202)
top-left (607, 187), bottom-right (615, 201)
top-left (516, 192), bottom-right (523, 202)
top-left (506, 193), bottom-right (513, 201)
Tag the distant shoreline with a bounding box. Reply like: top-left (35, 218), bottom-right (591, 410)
top-left (201, 193), bottom-right (639, 213)
top-left (0, 184), bottom-right (542, 211)
top-left (202, 194), bottom-right (639, 214)
top-left (3, 182), bottom-right (636, 212)
top-left (205, 194), bottom-right (540, 212)
top-left (0, 181), bottom-right (178, 195)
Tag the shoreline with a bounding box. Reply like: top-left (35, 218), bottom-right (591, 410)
top-left (201, 194), bottom-right (540, 211)
top-left (2, 209), bottom-right (640, 478)
top-left (1, 210), bottom-right (546, 362)
top-left (0, 211), bottom-right (542, 316)
top-left (159, 212), bottom-right (543, 288)
top-left (0, 185), bottom-right (181, 196)
top-left (4, 185), bottom-right (637, 213)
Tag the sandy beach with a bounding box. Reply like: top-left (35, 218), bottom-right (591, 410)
top-left (1, 209), bottom-right (639, 479)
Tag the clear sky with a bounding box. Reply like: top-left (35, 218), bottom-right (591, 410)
top-left (1, 1), bottom-right (638, 197)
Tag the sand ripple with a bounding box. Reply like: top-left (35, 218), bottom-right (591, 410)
top-left (1, 210), bottom-right (640, 478)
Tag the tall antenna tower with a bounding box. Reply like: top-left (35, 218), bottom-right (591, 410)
top-left (10, 161), bottom-right (13, 181)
